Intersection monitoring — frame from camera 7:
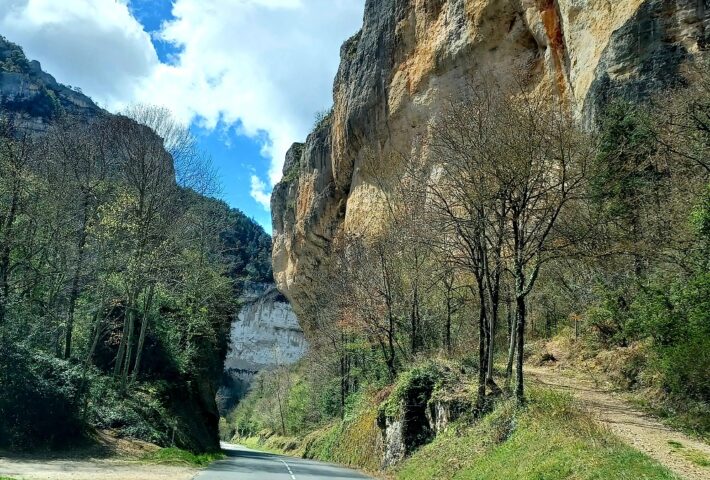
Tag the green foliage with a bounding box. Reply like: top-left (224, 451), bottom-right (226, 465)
top-left (303, 404), bottom-right (383, 472)
top-left (0, 343), bottom-right (85, 449)
top-left (592, 99), bottom-right (659, 218)
top-left (379, 362), bottom-right (442, 419)
top-left (0, 38), bottom-right (30, 73)
top-left (221, 204), bottom-right (273, 285)
top-left (628, 273), bottom-right (710, 402)
top-left (141, 447), bottom-right (224, 466)
top-left (312, 107), bottom-right (333, 131)
top-left (0, 107), bottom-right (270, 452)
top-left (691, 183), bottom-right (710, 266)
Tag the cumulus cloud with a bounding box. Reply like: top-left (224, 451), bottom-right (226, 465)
top-left (250, 175), bottom-right (272, 210)
top-left (0, 0), bottom-right (363, 210)
top-left (0, 0), bottom-right (157, 108)
top-left (146, 0), bottom-right (363, 185)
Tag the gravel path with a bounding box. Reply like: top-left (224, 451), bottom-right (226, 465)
top-left (528, 363), bottom-right (710, 480)
top-left (0, 457), bottom-right (197, 480)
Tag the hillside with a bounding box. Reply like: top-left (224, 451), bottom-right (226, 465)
top-left (0, 35), bottom-right (102, 130)
top-left (0, 36), bottom-right (272, 453)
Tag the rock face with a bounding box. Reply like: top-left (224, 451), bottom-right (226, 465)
top-left (0, 36), bottom-right (102, 131)
top-left (271, 0), bottom-right (709, 316)
top-left (219, 283), bottom-right (306, 411)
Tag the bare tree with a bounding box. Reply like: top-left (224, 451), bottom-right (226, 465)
top-left (495, 86), bottom-right (591, 401)
top-left (428, 78), bottom-right (591, 402)
top-left (123, 104), bottom-right (220, 196)
top-left (0, 118), bottom-right (33, 328)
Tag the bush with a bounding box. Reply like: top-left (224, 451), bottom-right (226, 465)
top-left (0, 344), bottom-right (86, 449)
top-left (628, 273), bottom-right (710, 401)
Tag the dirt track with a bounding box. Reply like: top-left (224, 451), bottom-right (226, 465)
top-left (528, 363), bottom-right (710, 480)
top-left (0, 457), bottom-right (197, 480)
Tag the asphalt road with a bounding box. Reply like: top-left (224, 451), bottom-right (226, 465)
top-left (194, 443), bottom-right (373, 480)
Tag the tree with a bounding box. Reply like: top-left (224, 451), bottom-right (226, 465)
top-left (45, 116), bottom-right (113, 358)
top-left (0, 118), bottom-right (33, 328)
top-left (429, 79), bottom-right (591, 402)
top-left (104, 114), bottom-right (178, 385)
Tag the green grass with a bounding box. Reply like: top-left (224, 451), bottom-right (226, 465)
top-left (396, 388), bottom-right (680, 480)
top-left (141, 447), bottom-right (224, 467)
top-left (237, 436), bottom-right (289, 455)
top-left (684, 450), bottom-right (710, 468)
top-left (667, 440), bottom-right (710, 468)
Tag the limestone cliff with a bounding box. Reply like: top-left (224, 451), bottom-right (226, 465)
top-left (272, 0), bottom-right (709, 315)
top-left (219, 283), bottom-right (306, 411)
top-left (0, 35), bottom-right (102, 131)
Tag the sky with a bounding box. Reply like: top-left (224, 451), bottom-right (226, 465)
top-left (0, 0), bottom-right (365, 232)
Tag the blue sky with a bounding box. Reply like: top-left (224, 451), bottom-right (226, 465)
top-left (128, 0), bottom-right (274, 229)
top-left (0, 0), bottom-right (365, 232)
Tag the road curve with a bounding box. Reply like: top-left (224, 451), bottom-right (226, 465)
top-left (194, 443), bottom-right (373, 480)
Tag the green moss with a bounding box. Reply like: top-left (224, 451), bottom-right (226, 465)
top-left (396, 389), bottom-right (679, 480)
top-left (302, 405), bottom-right (382, 472)
top-left (141, 447), bottom-right (224, 467)
top-left (379, 362), bottom-right (443, 419)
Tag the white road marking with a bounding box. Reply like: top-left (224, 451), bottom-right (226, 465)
top-left (280, 459), bottom-right (296, 480)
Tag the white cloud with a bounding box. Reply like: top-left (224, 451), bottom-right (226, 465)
top-left (0, 0), bottom-right (158, 108)
top-left (250, 175), bottom-right (272, 210)
top-left (0, 0), bottom-right (364, 210)
top-left (146, 0), bottom-right (363, 186)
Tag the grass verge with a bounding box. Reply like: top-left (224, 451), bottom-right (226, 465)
top-left (667, 440), bottom-right (710, 468)
top-left (141, 447), bottom-right (224, 467)
top-left (395, 388), bottom-right (680, 480)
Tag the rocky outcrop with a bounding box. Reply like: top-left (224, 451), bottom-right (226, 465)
top-left (219, 283), bottom-right (306, 411)
top-left (0, 36), bottom-right (102, 131)
top-left (271, 0), bottom-right (709, 316)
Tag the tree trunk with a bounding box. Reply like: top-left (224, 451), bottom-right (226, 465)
top-left (0, 186), bottom-right (19, 326)
top-left (505, 308), bottom-right (517, 380)
top-left (387, 319), bottom-right (396, 380)
top-left (122, 302), bottom-right (136, 381)
top-left (276, 368), bottom-right (287, 436)
top-left (64, 197), bottom-right (90, 359)
top-left (486, 288), bottom-right (502, 395)
top-left (340, 345), bottom-right (347, 419)
top-left (476, 282), bottom-right (488, 412)
top-left (410, 284), bottom-right (419, 355)
top-left (445, 293), bottom-right (452, 354)
top-left (131, 284), bottom-right (155, 381)
top-left (113, 309), bottom-right (130, 378)
top-left (515, 291), bottom-right (526, 402)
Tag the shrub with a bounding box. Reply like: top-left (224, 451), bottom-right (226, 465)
top-left (628, 273), bottom-right (710, 401)
top-left (0, 344), bottom-right (86, 449)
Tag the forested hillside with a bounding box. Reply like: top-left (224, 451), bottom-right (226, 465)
top-left (0, 37), bottom-right (272, 452)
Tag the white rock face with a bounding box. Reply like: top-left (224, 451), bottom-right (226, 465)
top-left (219, 283), bottom-right (306, 410)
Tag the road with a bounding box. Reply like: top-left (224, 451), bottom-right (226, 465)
top-left (194, 443), bottom-right (373, 480)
